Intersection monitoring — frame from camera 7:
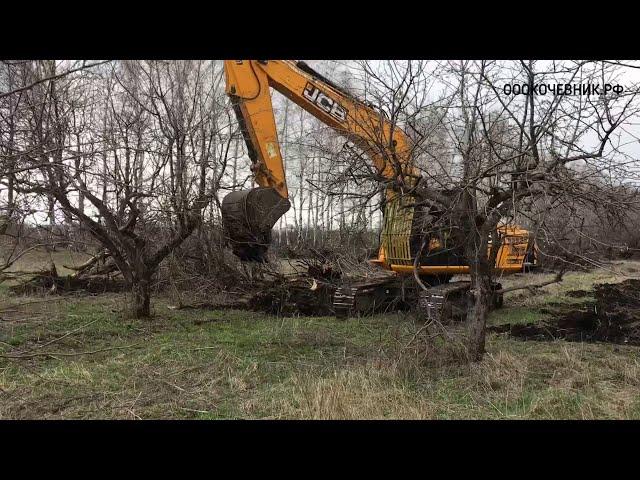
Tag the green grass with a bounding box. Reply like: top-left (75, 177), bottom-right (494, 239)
top-left (487, 260), bottom-right (640, 326)
top-left (1, 260), bottom-right (640, 419)
top-left (496, 260), bottom-right (640, 308)
top-left (0, 294), bottom-right (408, 419)
top-left (488, 306), bottom-right (551, 326)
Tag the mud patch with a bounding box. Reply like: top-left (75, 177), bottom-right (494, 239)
top-left (489, 279), bottom-right (640, 346)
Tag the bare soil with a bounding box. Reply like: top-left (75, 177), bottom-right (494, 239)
top-left (490, 279), bottom-right (640, 345)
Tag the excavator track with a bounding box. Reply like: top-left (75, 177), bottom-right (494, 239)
top-left (417, 281), bottom-right (471, 322)
top-left (332, 276), bottom-right (417, 319)
top-left (333, 286), bottom-right (359, 318)
top-left (332, 278), bottom-right (503, 322)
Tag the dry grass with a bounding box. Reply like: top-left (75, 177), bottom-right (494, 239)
top-left (1, 245), bottom-right (91, 278)
top-left (499, 260), bottom-right (640, 308)
top-left (488, 259), bottom-right (640, 326)
top-left (256, 338), bottom-right (640, 420)
top-left (1, 257), bottom-right (640, 419)
top-left (265, 366), bottom-right (436, 419)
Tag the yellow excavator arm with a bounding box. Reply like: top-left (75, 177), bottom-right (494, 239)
top-left (221, 59), bottom-right (537, 275)
top-left (221, 60), bottom-right (418, 262)
top-left (224, 60), bottom-right (416, 198)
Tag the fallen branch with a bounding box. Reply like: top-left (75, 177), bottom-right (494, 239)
top-left (495, 271), bottom-right (564, 295)
top-left (1, 242), bottom-right (83, 273)
top-left (34, 319), bottom-right (99, 350)
top-left (0, 298), bottom-right (66, 312)
top-left (0, 343), bottom-right (141, 360)
top-left (0, 318), bottom-right (101, 358)
top-left (62, 250), bottom-right (109, 272)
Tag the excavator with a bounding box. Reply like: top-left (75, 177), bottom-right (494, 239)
top-left (221, 60), bottom-right (538, 320)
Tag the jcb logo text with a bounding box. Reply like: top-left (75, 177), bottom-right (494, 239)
top-left (303, 83), bottom-right (348, 123)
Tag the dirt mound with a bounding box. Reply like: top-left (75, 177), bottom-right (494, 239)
top-left (490, 279), bottom-right (640, 345)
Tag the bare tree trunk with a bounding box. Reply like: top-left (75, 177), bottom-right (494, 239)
top-left (297, 111), bottom-right (305, 244)
top-left (48, 196), bottom-right (56, 226)
top-left (231, 135), bottom-right (239, 190)
top-left (308, 156), bottom-right (314, 245)
top-left (131, 271), bottom-right (152, 318)
top-left (100, 99), bottom-right (109, 221)
top-left (466, 249), bottom-right (492, 361)
top-left (75, 133), bottom-right (85, 218)
top-left (313, 157), bottom-right (320, 246)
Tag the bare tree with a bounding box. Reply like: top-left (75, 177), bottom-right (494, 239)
top-left (1, 60), bottom-right (233, 317)
top-left (307, 60), bottom-right (640, 360)
top-left (411, 60), bottom-right (640, 359)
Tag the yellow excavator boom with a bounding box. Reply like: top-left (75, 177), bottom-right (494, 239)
top-left (224, 60), bottom-right (417, 197)
top-left (222, 60), bottom-right (537, 275)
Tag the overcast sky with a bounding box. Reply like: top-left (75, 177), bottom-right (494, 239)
top-left (305, 59), bottom-right (640, 169)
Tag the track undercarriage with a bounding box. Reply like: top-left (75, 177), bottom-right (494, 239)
top-left (332, 276), bottom-right (503, 322)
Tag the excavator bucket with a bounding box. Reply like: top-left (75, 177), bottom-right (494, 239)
top-left (221, 187), bottom-right (291, 262)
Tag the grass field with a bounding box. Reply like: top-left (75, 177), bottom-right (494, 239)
top-left (1, 245), bottom-right (91, 279)
top-left (1, 257), bottom-right (639, 419)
